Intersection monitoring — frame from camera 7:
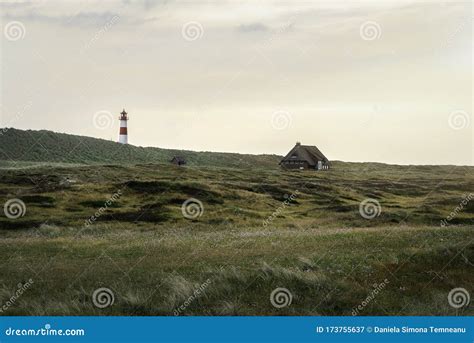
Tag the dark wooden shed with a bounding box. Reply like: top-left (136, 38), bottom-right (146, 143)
top-left (170, 156), bottom-right (187, 166)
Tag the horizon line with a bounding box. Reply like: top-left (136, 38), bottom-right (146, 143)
top-left (1, 126), bottom-right (473, 168)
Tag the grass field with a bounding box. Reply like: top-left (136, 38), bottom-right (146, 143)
top-left (0, 161), bottom-right (473, 315)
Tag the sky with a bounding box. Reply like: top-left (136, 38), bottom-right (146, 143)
top-left (0, 0), bottom-right (472, 165)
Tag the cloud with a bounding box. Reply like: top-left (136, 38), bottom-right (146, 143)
top-left (1, 10), bottom-right (122, 27)
top-left (237, 23), bottom-right (269, 33)
top-left (1, 0), bottom-right (471, 165)
top-left (66, 11), bottom-right (122, 27)
top-left (0, 1), bottom-right (169, 27)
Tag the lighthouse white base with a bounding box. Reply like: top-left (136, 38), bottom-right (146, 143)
top-left (119, 135), bottom-right (128, 144)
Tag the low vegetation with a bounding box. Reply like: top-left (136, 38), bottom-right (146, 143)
top-left (0, 151), bottom-right (473, 315)
top-left (0, 128), bottom-right (280, 168)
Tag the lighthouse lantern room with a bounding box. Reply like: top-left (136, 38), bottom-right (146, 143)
top-left (118, 109), bottom-right (129, 144)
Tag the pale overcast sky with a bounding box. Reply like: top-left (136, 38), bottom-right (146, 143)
top-left (0, 0), bottom-right (472, 165)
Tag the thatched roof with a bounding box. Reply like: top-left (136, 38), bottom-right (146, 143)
top-left (280, 142), bottom-right (329, 165)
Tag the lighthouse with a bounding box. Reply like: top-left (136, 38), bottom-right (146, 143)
top-left (118, 109), bottom-right (129, 144)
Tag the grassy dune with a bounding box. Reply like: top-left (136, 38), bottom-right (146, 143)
top-left (0, 128), bottom-right (280, 168)
top-left (0, 162), bottom-right (473, 315)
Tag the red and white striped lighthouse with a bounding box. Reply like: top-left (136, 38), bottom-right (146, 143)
top-left (118, 109), bottom-right (129, 144)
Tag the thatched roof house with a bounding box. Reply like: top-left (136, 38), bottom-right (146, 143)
top-left (279, 142), bottom-right (330, 170)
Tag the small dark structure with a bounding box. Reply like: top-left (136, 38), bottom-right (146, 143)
top-left (280, 142), bottom-right (330, 170)
top-left (170, 156), bottom-right (187, 166)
